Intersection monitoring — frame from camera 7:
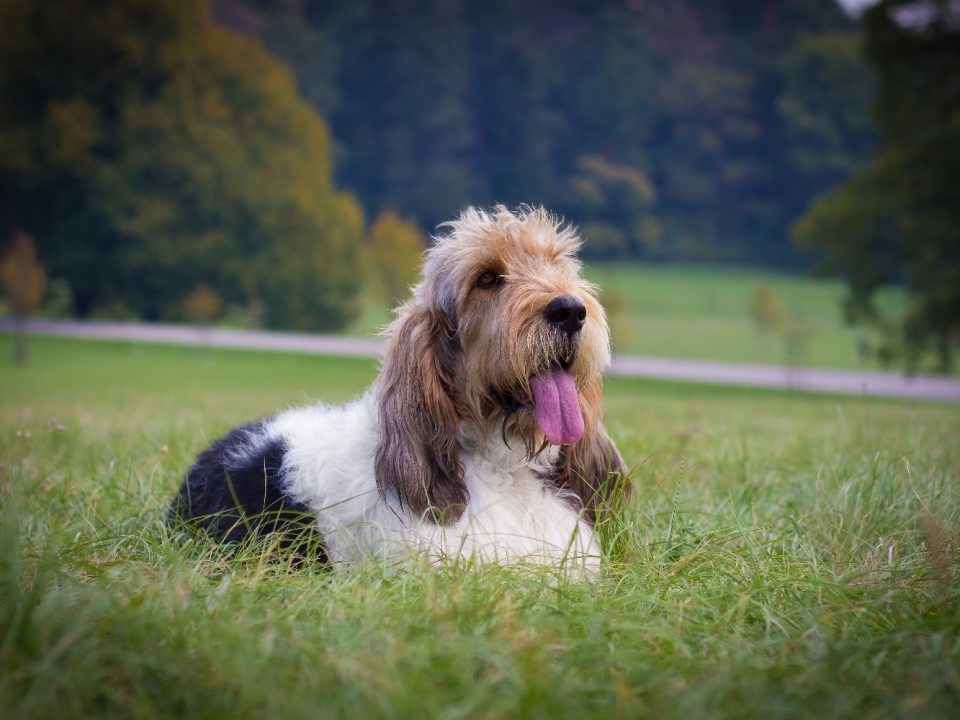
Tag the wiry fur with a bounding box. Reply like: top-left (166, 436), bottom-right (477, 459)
top-left (170, 206), bottom-right (628, 574)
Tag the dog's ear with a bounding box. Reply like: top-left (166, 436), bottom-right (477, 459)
top-left (554, 378), bottom-right (629, 523)
top-left (375, 302), bottom-right (467, 523)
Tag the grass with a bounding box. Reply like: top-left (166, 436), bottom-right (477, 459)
top-left (587, 263), bottom-right (906, 369)
top-left (345, 262), bottom-right (908, 370)
top-left (1, 336), bottom-right (958, 719)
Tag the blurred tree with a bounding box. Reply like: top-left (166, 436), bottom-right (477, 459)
top-left (597, 285), bottom-right (632, 354)
top-left (0, 0), bottom-right (363, 331)
top-left (563, 155), bottom-right (659, 259)
top-left (778, 32), bottom-right (878, 176)
top-left (183, 280), bottom-right (222, 352)
top-left (795, 0), bottom-right (960, 372)
top-left (42, 278), bottom-right (75, 319)
top-left (331, 0), bottom-right (480, 227)
top-left (784, 315), bottom-right (815, 379)
top-left (182, 283), bottom-right (223, 326)
top-left (0, 231), bottom-right (46, 364)
top-left (748, 282), bottom-right (784, 335)
top-left (259, 192), bottom-right (365, 331)
top-left (216, 0), bottom-right (859, 267)
top-left (366, 211), bottom-right (426, 307)
top-left (777, 32), bottom-right (879, 215)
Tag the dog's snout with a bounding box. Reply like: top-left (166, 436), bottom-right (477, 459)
top-left (545, 296), bottom-right (586, 335)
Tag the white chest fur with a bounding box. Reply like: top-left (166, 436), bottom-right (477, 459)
top-left (265, 394), bottom-right (600, 574)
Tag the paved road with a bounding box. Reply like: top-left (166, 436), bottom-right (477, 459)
top-left (4, 318), bottom-right (959, 403)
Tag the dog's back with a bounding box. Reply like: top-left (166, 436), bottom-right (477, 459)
top-left (168, 420), bottom-right (323, 556)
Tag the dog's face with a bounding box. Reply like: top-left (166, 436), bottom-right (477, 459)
top-left (422, 206), bottom-right (610, 448)
top-left (376, 206), bottom-right (623, 523)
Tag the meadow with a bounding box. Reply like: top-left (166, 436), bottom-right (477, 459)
top-left (1, 336), bottom-right (958, 719)
top-left (347, 263), bottom-right (907, 370)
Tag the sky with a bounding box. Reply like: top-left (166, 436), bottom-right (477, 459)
top-left (837, 0), bottom-right (877, 15)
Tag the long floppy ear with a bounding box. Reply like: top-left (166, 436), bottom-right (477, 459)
top-left (375, 302), bottom-right (467, 523)
top-left (553, 378), bottom-right (629, 523)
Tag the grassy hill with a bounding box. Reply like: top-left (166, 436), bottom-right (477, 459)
top-left (1, 337), bottom-right (957, 719)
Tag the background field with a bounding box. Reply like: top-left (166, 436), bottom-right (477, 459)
top-left (1, 337), bottom-right (958, 719)
top-left (344, 263), bottom-right (907, 370)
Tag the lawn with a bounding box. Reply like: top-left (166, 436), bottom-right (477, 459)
top-left (346, 263), bottom-right (907, 370)
top-left (1, 336), bottom-right (958, 719)
top-left (587, 263), bottom-right (907, 369)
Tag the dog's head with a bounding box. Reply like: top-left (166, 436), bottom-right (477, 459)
top-left (375, 206), bottom-right (624, 523)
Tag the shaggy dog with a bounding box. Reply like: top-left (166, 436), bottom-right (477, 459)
top-left (169, 206), bottom-right (627, 573)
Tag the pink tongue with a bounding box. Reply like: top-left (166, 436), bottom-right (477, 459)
top-left (529, 369), bottom-right (584, 445)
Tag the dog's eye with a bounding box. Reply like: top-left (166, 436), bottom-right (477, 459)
top-left (476, 270), bottom-right (503, 289)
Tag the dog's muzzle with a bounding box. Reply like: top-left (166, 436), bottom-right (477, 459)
top-left (544, 296), bottom-right (586, 336)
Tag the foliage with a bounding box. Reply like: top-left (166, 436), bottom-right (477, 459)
top-left (565, 155), bottom-right (659, 259)
top-left (0, 231), bottom-right (47, 365)
top-left (777, 32), bottom-right (879, 190)
top-left (597, 286), bottom-right (632, 353)
top-left (0, 0), bottom-right (363, 331)
top-left (1, 336), bottom-right (959, 719)
top-left (215, 0), bottom-right (873, 268)
top-left (366, 211), bottom-right (426, 307)
top-left (182, 283), bottom-right (223, 326)
top-left (748, 282), bottom-right (784, 335)
top-left (41, 279), bottom-right (75, 319)
top-left (0, 231), bottom-right (46, 318)
top-left (794, 0), bottom-right (960, 373)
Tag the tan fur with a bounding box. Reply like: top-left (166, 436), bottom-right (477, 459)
top-left (375, 206), bottom-right (627, 523)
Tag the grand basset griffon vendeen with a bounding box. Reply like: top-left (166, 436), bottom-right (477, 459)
top-left (169, 206), bottom-right (628, 575)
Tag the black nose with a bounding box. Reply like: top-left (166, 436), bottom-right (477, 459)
top-left (544, 296), bottom-right (586, 335)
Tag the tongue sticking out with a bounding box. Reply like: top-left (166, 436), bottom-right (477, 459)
top-left (529, 369), bottom-right (584, 445)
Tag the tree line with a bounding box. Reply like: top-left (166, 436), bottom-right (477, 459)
top-left (216, 0), bottom-right (876, 269)
top-left (1, 0), bottom-right (956, 370)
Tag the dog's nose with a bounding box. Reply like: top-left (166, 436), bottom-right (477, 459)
top-left (545, 296), bottom-right (586, 335)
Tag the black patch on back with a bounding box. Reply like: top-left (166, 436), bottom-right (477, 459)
top-left (169, 421), bottom-right (326, 561)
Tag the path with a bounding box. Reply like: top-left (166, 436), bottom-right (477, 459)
top-left (3, 318), bottom-right (959, 403)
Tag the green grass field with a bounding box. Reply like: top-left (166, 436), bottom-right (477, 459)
top-left (346, 263), bottom-right (907, 370)
top-left (2, 337), bottom-right (958, 719)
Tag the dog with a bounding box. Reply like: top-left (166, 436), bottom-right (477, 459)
top-left (169, 206), bottom-right (628, 574)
